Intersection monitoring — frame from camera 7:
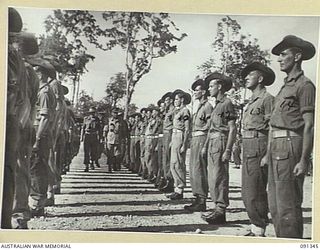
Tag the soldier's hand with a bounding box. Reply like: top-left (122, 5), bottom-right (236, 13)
top-left (293, 160), bottom-right (308, 176)
top-left (200, 147), bottom-right (207, 157)
top-left (222, 150), bottom-right (231, 163)
top-left (180, 145), bottom-right (185, 154)
top-left (260, 154), bottom-right (269, 167)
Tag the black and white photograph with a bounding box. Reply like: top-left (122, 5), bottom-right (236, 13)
top-left (1, 4), bottom-right (319, 241)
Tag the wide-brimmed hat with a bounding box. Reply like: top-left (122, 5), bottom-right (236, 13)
top-left (241, 62), bottom-right (275, 86)
top-left (204, 72), bottom-right (233, 92)
top-left (173, 89), bottom-right (191, 105)
top-left (191, 79), bottom-right (207, 91)
top-left (26, 57), bottom-right (56, 79)
top-left (9, 8), bottom-right (22, 32)
top-left (161, 92), bottom-right (174, 101)
top-left (42, 55), bottom-right (63, 72)
top-left (272, 35), bottom-right (316, 60)
top-left (157, 98), bottom-right (164, 107)
top-left (16, 32), bottom-right (39, 55)
top-left (61, 85), bottom-right (69, 95)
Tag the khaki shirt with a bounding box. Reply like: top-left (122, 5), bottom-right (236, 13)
top-left (192, 99), bottom-right (213, 132)
top-left (106, 117), bottom-right (120, 144)
top-left (145, 117), bottom-right (161, 135)
top-left (163, 104), bottom-right (175, 131)
top-left (243, 88), bottom-right (274, 131)
top-left (34, 83), bottom-right (57, 135)
top-left (209, 95), bottom-right (236, 133)
top-left (173, 106), bottom-right (191, 131)
top-left (270, 71), bottom-right (315, 131)
top-left (83, 115), bottom-right (101, 134)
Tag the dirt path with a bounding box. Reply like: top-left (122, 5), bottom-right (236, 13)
top-left (28, 146), bottom-right (313, 239)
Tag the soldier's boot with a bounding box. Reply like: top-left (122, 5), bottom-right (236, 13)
top-left (184, 197), bottom-right (206, 212)
top-left (201, 209), bottom-right (226, 225)
top-left (95, 160), bottom-right (101, 168)
top-left (30, 207), bottom-right (45, 218)
top-left (11, 218), bottom-right (28, 229)
top-left (84, 164), bottom-right (89, 172)
top-left (160, 179), bottom-right (174, 193)
top-left (90, 162), bottom-right (95, 170)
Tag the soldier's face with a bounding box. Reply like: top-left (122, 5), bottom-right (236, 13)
top-left (208, 80), bottom-right (220, 97)
top-left (277, 48), bottom-right (299, 73)
top-left (245, 70), bottom-right (261, 90)
top-left (146, 110), bottom-right (152, 118)
top-left (194, 85), bottom-right (205, 100)
top-left (174, 95), bottom-right (182, 107)
top-left (160, 102), bottom-right (165, 112)
top-left (164, 97), bottom-right (172, 107)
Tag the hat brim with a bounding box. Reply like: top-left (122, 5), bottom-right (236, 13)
top-left (161, 92), bottom-right (174, 101)
top-left (9, 8), bottom-right (22, 32)
top-left (191, 79), bottom-right (207, 91)
top-left (205, 72), bottom-right (233, 92)
top-left (26, 57), bottom-right (56, 79)
top-left (272, 37), bottom-right (316, 60)
top-left (173, 89), bottom-right (191, 105)
top-left (241, 62), bottom-right (275, 86)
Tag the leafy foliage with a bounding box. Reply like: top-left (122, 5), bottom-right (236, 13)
top-left (104, 72), bottom-right (126, 108)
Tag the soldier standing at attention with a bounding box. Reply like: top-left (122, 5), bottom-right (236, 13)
top-left (184, 79), bottom-right (213, 212)
top-left (29, 58), bottom-right (57, 217)
top-left (155, 99), bottom-right (165, 189)
top-left (166, 89), bottom-right (191, 200)
top-left (241, 62), bottom-right (275, 237)
top-left (265, 35), bottom-right (316, 238)
top-left (133, 113), bottom-right (142, 173)
top-left (81, 107), bottom-right (101, 172)
top-left (200, 72), bottom-right (236, 224)
top-left (138, 108), bottom-right (148, 177)
top-left (158, 92), bottom-right (175, 193)
top-left (128, 114), bottom-right (136, 172)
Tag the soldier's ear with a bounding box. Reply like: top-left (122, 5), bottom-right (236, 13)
top-left (294, 52), bottom-right (302, 62)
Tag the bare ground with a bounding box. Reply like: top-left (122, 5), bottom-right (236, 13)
top-left (28, 145), bottom-right (313, 239)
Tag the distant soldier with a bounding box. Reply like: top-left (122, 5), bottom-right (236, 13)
top-left (166, 89), bottom-right (191, 200)
top-left (201, 72), bottom-right (236, 224)
top-left (138, 108), bottom-right (148, 178)
top-left (128, 114), bottom-right (136, 172)
top-left (29, 58), bottom-right (57, 217)
top-left (145, 107), bottom-right (161, 182)
top-left (105, 108), bottom-right (122, 171)
top-left (81, 107), bottom-right (101, 172)
top-left (241, 62), bottom-right (275, 237)
top-left (184, 79), bottom-right (213, 212)
top-left (158, 92), bottom-right (175, 193)
top-left (266, 35), bottom-right (316, 238)
top-left (133, 113), bottom-right (142, 173)
top-left (155, 99), bottom-right (165, 189)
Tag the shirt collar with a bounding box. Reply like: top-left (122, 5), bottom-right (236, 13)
top-left (250, 87), bottom-right (266, 102)
top-left (285, 70), bottom-right (304, 84)
top-left (216, 94), bottom-right (226, 104)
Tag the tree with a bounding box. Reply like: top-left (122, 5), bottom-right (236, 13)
top-left (45, 10), bottom-right (187, 118)
top-left (105, 72), bottom-right (126, 108)
top-left (77, 90), bottom-right (96, 115)
top-left (128, 103), bottom-right (138, 116)
top-left (198, 16), bottom-right (270, 132)
top-left (41, 10), bottom-right (96, 105)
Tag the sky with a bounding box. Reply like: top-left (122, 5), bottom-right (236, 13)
top-left (16, 7), bottom-right (320, 110)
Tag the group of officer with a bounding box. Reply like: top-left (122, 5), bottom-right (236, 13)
top-left (2, 8), bottom-right (316, 240)
top-left (112, 35), bottom-right (315, 239)
top-left (2, 8), bottom-right (81, 230)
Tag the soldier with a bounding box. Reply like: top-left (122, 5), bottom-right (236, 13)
top-left (138, 108), bottom-right (149, 178)
top-left (240, 62), bottom-right (275, 237)
top-left (184, 79), bottom-right (213, 212)
top-left (201, 72), bottom-right (236, 224)
top-left (11, 32), bottom-right (40, 229)
top-left (28, 58), bottom-right (57, 217)
top-left (133, 113), bottom-right (142, 173)
top-left (81, 107), bottom-right (101, 172)
top-left (145, 107), bottom-right (161, 182)
top-left (105, 108), bottom-right (122, 171)
top-left (166, 89), bottom-right (191, 200)
top-left (128, 114), bottom-right (136, 172)
top-left (158, 92), bottom-right (175, 193)
top-left (264, 35), bottom-right (316, 238)
top-left (155, 99), bottom-right (165, 189)
top-left (2, 7), bottom-right (24, 229)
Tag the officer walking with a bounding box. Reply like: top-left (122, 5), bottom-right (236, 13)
top-left (265, 35), bottom-right (316, 238)
top-left (184, 79), bottom-right (213, 212)
top-left (166, 89), bottom-right (191, 200)
top-left (200, 72), bottom-right (236, 224)
top-left (81, 107), bottom-right (101, 172)
top-left (241, 62), bottom-right (275, 237)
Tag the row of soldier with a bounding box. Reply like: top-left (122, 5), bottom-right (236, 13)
top-left (2, 8), bottom-right (81, 229)
top-left (92, 35), bottom-right (314, 239)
